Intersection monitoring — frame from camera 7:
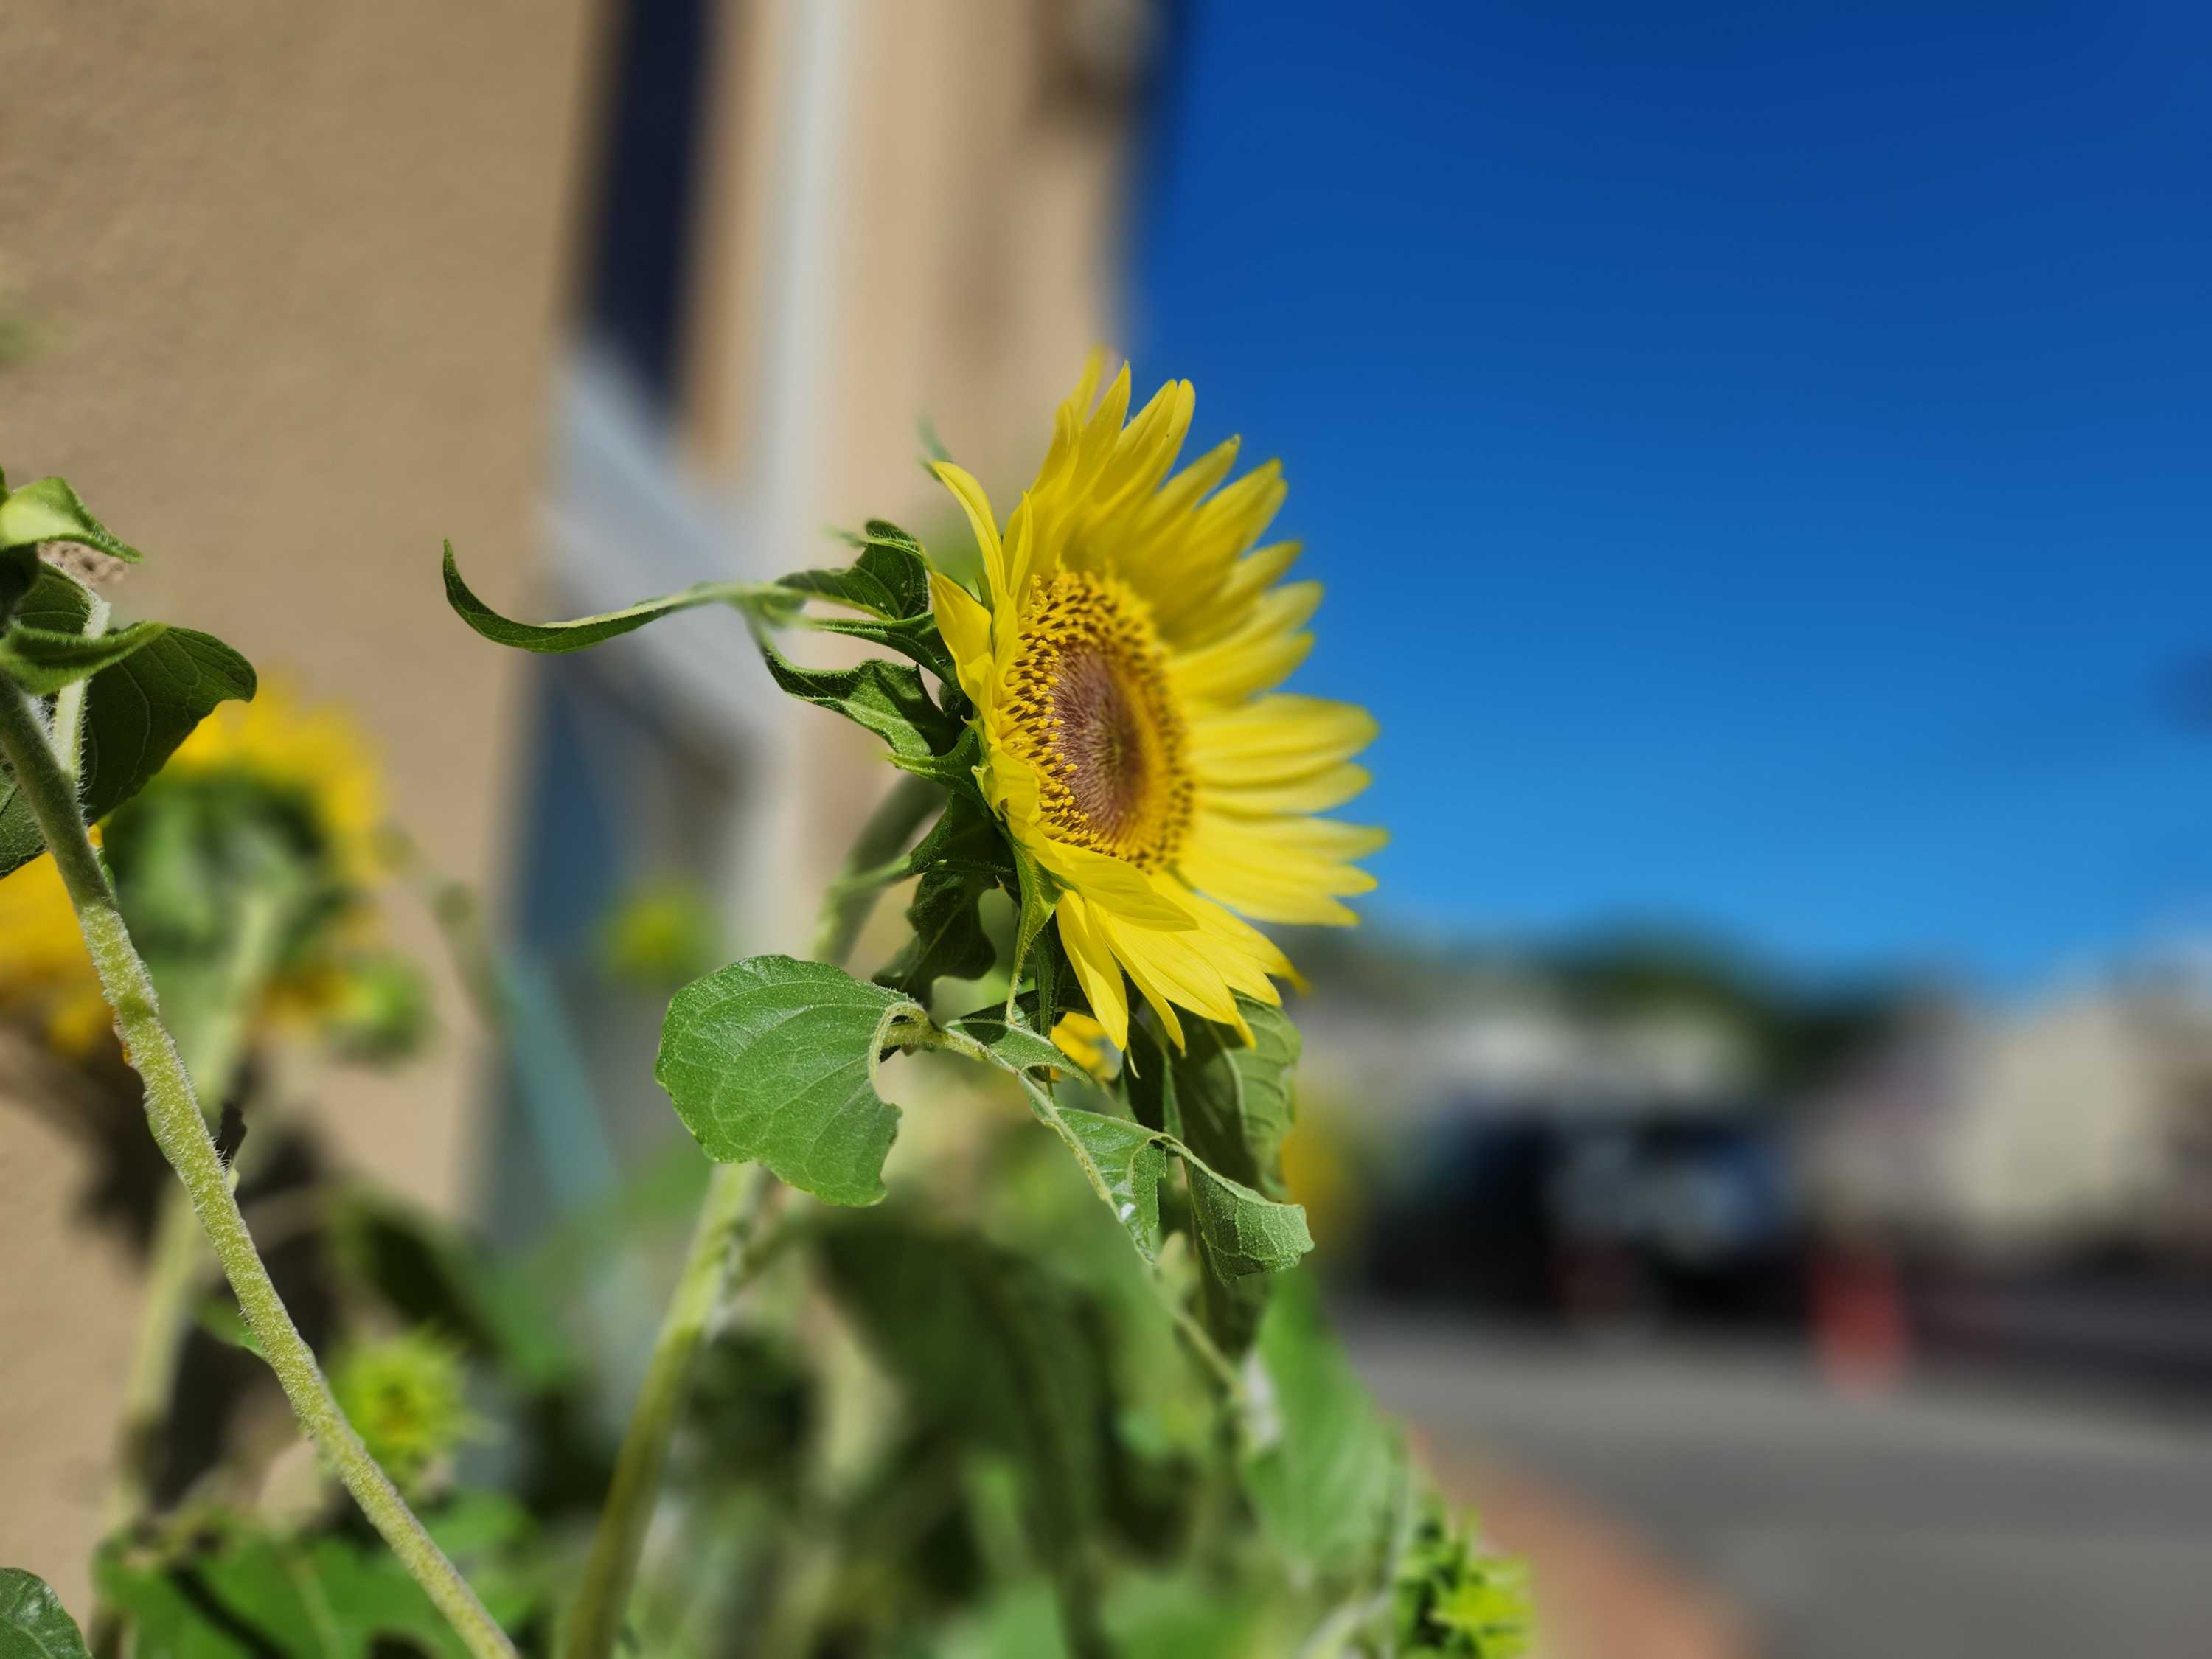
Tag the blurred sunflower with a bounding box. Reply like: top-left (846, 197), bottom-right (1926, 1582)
top-left (161, 681), bottom-right (383, 883)
top-left (930, 355), bottom-right (1382, 1050)
top-left (0, 841), bottom-right (108, 1054)
top-left (0, 680), bottom-right (393, 1057)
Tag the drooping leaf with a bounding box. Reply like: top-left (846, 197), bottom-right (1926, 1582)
top-left (0, 618), bottom-right (168, 695)
top-left (442, 541), bottom-right (776, 653)
top-left (751, 625), bottom-right (964, 761)
top-left (1183, 1161), bottom-right (1312, 1277)
top-left (1018, 1082), bottom-right (1167, 1262)
top-left (0, 476), bottom-right (143, 563)
top-left (779, 523), bottom-right (931, 619)
top-left (655, 955), bottom-right (925, 1206)
top-left (0, 1568), bottom-right (91, 1659)
top-left (0, 619), bottom-right (256, 879)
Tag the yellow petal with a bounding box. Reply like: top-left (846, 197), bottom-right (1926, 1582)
top-left (932, 462), bottom-right (1009, 610)
top-left (928, 572), bottom-right (995, 708)
top-left (1200, 762), bottom-right (1371, 816)
top-left (1056, 891), bottom-right (1130, 1051)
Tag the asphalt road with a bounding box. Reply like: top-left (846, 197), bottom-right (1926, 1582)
top-left (1348, 1318), bottom-right (2212, 1659)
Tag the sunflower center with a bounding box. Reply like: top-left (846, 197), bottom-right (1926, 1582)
top-left (1002, 574), bottom-right (1193, 869)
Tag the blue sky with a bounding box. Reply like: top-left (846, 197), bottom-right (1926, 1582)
top-left (1130, 0), bottom-right (2211, 988)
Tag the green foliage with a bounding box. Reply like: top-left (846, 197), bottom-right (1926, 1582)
top-left (1245, 1276), bottom-right (1408, 1575)
top-left (0, 1568), bottom-right (91, 1659)
top-left (656, 955), bottom-right (927, 1206)
top-left (0, 616), bottom-right (166, 695)
top-left (441, 542), bottom-right (779, 653)
top-left (1393, 1507), bottom-right (1537, 1659)
top-left (0, 560), bottom-right (256, 879)
top-left (0, 476), bottom-right (142, 567)
top-left (95, 1501), bottom-right (535, 1659)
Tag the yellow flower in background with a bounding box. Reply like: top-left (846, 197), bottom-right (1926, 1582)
top-left (165, 679), bottom-right (384, 883)
top-left (931, 355), bottom-right (1383, 1051)
top-left (0, 849), bottom-right (106, 1054)
top-left (0, 679), bottom-right (388, 1055)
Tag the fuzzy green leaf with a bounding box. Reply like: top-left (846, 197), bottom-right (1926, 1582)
top-left (1245, 1277), bottom-right (1409, 1573)
top-left (751, 626), bottom-right (964, 761)
top-left (1183, 1161), bottom-right (1313, 1277)
top-left (944, 1009), bottom-right (1070, 1074)
top-left (0, 618), bottom-right (167, 695)
top-left (0, 619), bottom-right (256, 878)
top-left (0, 477), bottom-right (142, 563)
top-left (1170, 1001), bottom-right (1300, 1200)
top-left (655, 955), bottom-right (925, 1206)
top-left (0, 1568), bottom-right (91, 1659)
top-left (442, 541), bottom-right (775, 653)
top-left (779, 522), bottom-right (931, 618)
top-left (1019, 1083), bottom-right (1168, 1262)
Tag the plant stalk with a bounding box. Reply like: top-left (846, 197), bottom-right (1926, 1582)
top-left (0, 686), bottom-right (518, 1659)
top-left (561, 771), bottom-right (945, 1659)
top-left (105, 887), bottom-right (291, 1530)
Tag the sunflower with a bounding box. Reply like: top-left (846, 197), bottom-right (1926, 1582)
top-left (928, 355), bottom-right (1383, 1051)
top-left (162, 679), bottom-right (383, 883)
top-left (0, 844), bottom-right (108, 1054)
top-left (0, 680), bottom-right (387, 1054)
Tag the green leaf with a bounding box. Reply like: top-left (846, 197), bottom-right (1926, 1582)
top-left (442, 540), bottom-right (774, 653)
top-left (944, 1009), bottom-right (1071, 1074)
top-left (1183, 1161), bottom-right (1312, 1277)
top-left (655, 954), bottom-right (925, 1206)
top-left (1244, 1276), bottom-right (1408, 1573)
top-left (0, 1568), bottom-right (91, 1659)
top-left (777, 524), bottom-right (958, 681)
top-left (779, 522), bottom-right (931, 618)
top-left (1016, 1083), bottom-right (1166, 1262)
top-left (816, 1215), bottom-right (1114, 1655)
top-left (96, 1512), bottom-right (533, 1659)
top-left (752, 625), bottom-right (963, 761)
top-left (0, 619), bottom-right (257, 878)
top-left (0, 477), bottom-right (143, 563)
top-left (0, 618), bottom-right (167, 695)
top-left (877, 864), bottom-right (997, 1005)
top-left (1169, 1001), bottom-right (1300, 1200)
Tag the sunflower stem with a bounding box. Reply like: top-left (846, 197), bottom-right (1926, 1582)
top-left (0, 685), bottom-right (517, 1659)
top-left (105, 886), bottom-right (290, 1532)
top-left (561, 772), bottom-right (945, 1659)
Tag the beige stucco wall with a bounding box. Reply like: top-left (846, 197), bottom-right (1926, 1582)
top-left (0, 0), bottom-right (592, 1604)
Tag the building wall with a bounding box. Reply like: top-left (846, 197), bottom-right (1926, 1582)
top-left (0, 0), bottom-right (592, 1604)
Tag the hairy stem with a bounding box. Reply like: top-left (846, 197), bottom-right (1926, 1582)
top-left (49, 590), bottom-right (108, 785)
top-left (106, 888), bottom-right (291, 1530)
top-left (0, 686), bottom-right (517, 1659)
top-left (563, 772), bottom-right (945, 1659)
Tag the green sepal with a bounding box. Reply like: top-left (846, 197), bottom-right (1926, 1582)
top-left (442, 541), bottom-right (782, 653)
top-left (0, 476), bottom-right (144, 563)
top-left (655, 954), bottom-right (928, 1206)
top-left (0, 1568), bottom-right (91, 1659)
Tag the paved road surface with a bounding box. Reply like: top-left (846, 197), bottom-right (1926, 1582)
top-left (1349, 1318), bottom-right (2212, 1659)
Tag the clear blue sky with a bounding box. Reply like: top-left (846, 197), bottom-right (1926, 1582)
top-left (1130, 0), bottom-right (2211, 988)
